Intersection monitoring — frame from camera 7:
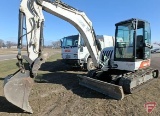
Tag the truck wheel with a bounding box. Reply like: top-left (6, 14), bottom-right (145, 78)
top-left (87, 58), bottom-right (96, 71)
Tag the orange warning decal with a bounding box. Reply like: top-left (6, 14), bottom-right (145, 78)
top-left (139, 59), bottom-right (150, 69)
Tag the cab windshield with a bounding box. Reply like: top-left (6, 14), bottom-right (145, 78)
top-left (62, 35), bottom-right (79, 47)
top-left (115, 23), bottom-right (134, 59)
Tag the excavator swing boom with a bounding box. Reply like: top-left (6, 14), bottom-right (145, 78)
top-left (3, 0), bottom-right (101, 113)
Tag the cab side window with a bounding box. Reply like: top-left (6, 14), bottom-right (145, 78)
top-left (80, 38), bottom-right (85, 46)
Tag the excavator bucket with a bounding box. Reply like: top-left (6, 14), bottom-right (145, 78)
top-left (78, 75), bottom-right (124, 100)
top-left (3, 70), bottom-right (34, 113)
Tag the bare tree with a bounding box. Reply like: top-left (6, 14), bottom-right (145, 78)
top-left (52, 41), bottom-right (56, 48)
top-left (0, 39), bottom-right (4, 48)
top-left (6, 41), bottom-right (12, 48)
top-left (52, 40), bottom-right (61, 49)
top-left (11, 42), bottom-right (17, 46)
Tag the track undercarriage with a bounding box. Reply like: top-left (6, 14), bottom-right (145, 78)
top-left (78, 67), bottom-right (159, 100)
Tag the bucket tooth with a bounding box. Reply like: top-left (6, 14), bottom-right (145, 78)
top-left (3, 70), bottom-right (34, 113)
top-left (78, 75), bottom-right (124, 100)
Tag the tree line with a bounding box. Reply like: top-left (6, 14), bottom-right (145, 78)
top-left (52, 40), bottom-right (61, 49)
top-left (0, 39), bottom-right (17, 48)
top-left (0, 39), bottom-right (61, 49)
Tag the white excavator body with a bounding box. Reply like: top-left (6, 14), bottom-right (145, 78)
top-left (3, 0), bottom-right (159, 113)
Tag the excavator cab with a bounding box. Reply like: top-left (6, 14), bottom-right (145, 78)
top-left (114, 18), bottom-right (152, 63)
top-left (78, 18), bottom-right (158, 100)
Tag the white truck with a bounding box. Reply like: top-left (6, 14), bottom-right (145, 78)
top-left (61, 34), bottom-right (115, 71)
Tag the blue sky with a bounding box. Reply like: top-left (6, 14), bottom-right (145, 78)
top-left (0, 0), bottom-right (160, 45)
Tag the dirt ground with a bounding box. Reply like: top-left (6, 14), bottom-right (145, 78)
top-left (0, 50), bottom-right (160, 116)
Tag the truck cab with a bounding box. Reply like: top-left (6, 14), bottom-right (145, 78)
top-left (61, 34), bottom-right (89, 69)
top-left (61, 34), bottom-right (115, 70)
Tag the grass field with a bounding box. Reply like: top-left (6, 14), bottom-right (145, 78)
top-left (0, 48), bottom-right (60, 55)
top-left (0, 59), bottom-right (18, 77)
top-left (0, 54), bottom-right (60, 77)
top-left (0, 48), bottom-right (26, 55)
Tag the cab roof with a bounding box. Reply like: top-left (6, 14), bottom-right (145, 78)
top-left (115, 18), bottom-right (149, 26)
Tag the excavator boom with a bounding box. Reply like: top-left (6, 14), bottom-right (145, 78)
top-left (3, 0), bottom-right (101, 113)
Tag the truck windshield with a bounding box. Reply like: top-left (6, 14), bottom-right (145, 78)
top-left (62, 35), bottom-right (79, 47)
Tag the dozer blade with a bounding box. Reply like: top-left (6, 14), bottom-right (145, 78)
top-left (3, 70), bottom-right (34, 113)
top-left (78, 75), bottom-right (124, 100)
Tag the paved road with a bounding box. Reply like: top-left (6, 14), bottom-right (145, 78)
top-left (0, 54), bottom-right (17, 61)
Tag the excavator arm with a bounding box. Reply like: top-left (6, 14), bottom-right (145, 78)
top-left (3, 0), bottom-right (101, 113)
top-left (20, 0), bottom-right (100, 67)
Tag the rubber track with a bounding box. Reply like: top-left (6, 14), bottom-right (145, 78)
top-left (121, 67), bottom-right (159, 93)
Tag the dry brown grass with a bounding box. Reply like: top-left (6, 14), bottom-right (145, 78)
top-left (0, 48), bottom-right (60, 55)
top-left (0, 48), bottom-right (26, 55)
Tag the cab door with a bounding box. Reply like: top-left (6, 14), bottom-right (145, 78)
top-left (78, 36), bottom-right (88, 60)
top-left (143, 22), bottom-right (151, 59)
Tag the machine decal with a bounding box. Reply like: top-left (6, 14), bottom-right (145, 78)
top-left (65, 49), bottom-right (71, 52)
top-left (102, 50), bottom-right (113, 59)
top-left (139, 59), bottom-right (150, 69)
